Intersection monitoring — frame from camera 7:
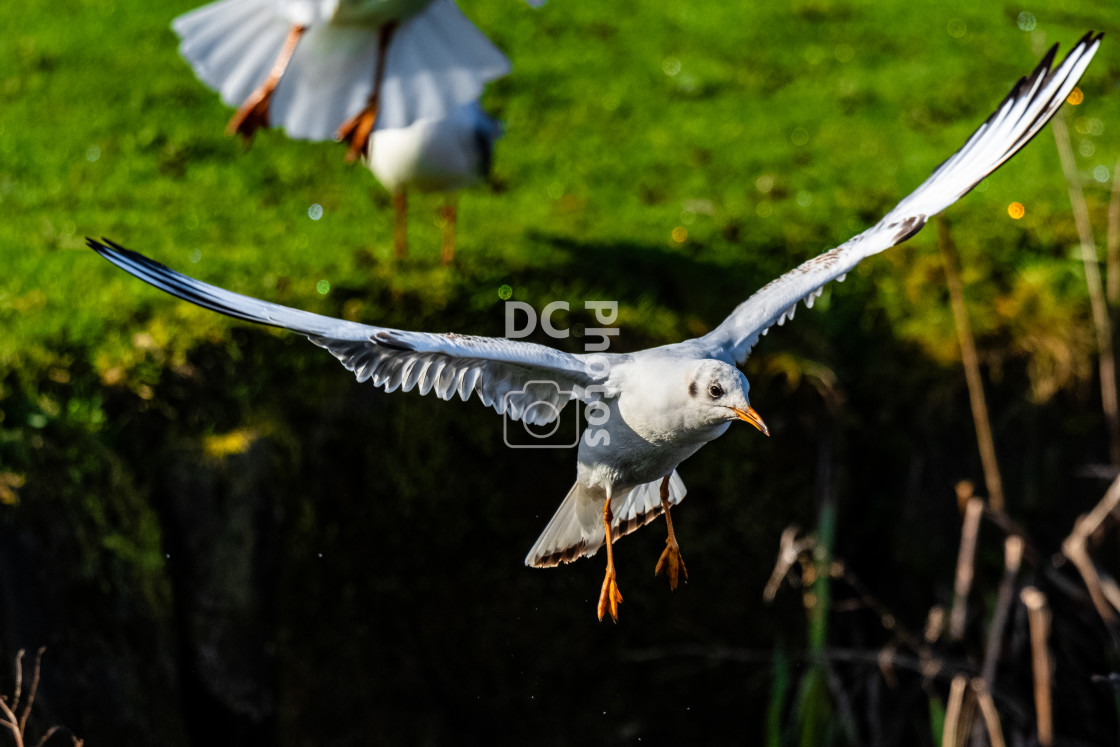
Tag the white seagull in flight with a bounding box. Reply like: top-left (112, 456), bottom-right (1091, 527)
top-left (90, 33), bottom-right (1101, 621)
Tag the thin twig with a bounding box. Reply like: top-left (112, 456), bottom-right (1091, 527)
top-left (1021, 587), bottom-right (1054, 746)
top-left (18, 648), bottom-right (44, 736)
top-left (1066, 471), bottom-right (1120, 539)
top-left (1107, 155), bottom-right (1120, 307)
top-left (11, 649), bottom-right (23, 717)
top-left (938, 218), bottom-right (1005, 509)
top-left (762, 524), bottom-right (812, 603)
top-left (0, 696), bottom-right (22, 747)
top-left (943, 674), bottom-right (970, 747)
top-left (0, 719), bottom-right (23, 747)
top-left (1050, 106), bottom-right (1120, 465)
top-left (980, 535), bottom-right (1024, 688)
top-left (972, 678), bottom-right (1007, 747)
top-left (950, 497), bottom-right (984, 640)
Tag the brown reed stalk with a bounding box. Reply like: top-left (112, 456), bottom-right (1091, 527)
top-left (938, 218), bottom-right (1005, 510)
top-left (971, 678), bottom-right (1006, 747)
top-left (942, 674), bottom-right (972, 747)
top-left (950, 497), bottom-right (984, 640)
top-left (980, 535), bottom-right (1024, 687)
top-left (1050, 107), bottom-right (1120, 465)
top-left (1021, 587), bottom-right (1053, 746)
top-left (1108, 156), bottom-right (1120, 306)
top-left (1060, 474), bottom-right (1120, 648)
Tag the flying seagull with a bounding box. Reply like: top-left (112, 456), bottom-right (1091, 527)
top-left (90, 33), bottom-right (1101, 621)
top-left (366, 100), bottom-right (502, 263)
top-left (173, 0), bottom-right (510, 161)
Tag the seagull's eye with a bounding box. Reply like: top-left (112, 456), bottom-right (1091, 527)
top-left (708, 383), bottom-right (723, 399)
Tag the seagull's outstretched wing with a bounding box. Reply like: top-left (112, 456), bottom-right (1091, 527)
top-left (697, 32), bottom-right (1102, 366)
top-left (88, 239), bottom-right (617, 424)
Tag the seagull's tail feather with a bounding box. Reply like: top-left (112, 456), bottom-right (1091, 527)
top-left (173, 0), bottom-right (293, 111)
top-left (525, 472), bottom-right (687, 568)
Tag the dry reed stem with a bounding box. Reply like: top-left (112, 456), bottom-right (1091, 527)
top-left (1098, 572), bottom-right (1120, 612)
top-left (762, 524), bottom-right (812, 602)
top-left (1021, 587), bottom-right (1053, 746)
top-left (950, 497), bottom-right (984, 640)
top-left (942, 674), bottom-right (971, 747)
top-left (1050, 107), bottom-right (1120, 465)
top-left (1060, 474), bottom-right (1120, 633)
top-left (980, 536), bottom-right (1023, 688)
top-left (1062, 533), bottom-right (1118, 625)
top-left (971, 678), bottom-right (1006, 747)
top-left (1067, 472), bottom-right (1120, 539)
top-left (1108, 155), bottom-right (1120, 306)
top-left (18, 648), bottom-right (44, 736)
top-left (937, 218), bottom-right (1005, 509)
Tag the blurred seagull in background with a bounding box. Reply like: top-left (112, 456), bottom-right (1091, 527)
top-left (89, 33), bottom-right (1101, 621)
top-left (367, 100), bottom-right (502, 264)
top-left (173, 0), bottom-right (510, 161)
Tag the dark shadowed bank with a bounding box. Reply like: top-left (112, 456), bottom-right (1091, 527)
top-left (4, 236), bottom-right (1120, 745)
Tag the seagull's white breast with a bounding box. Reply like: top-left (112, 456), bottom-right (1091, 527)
top-left (368, 104), bottom-right (496, 193)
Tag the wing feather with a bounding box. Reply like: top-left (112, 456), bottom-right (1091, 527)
top-left (700, 32), bottom-right (1102, 365)
top-left (88, 238), bottom-right (622, 423)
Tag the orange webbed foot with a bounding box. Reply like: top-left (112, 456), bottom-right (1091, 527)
top-left (597, 566), bottom-right (623, 622)
top-left (654, 537), bottom-right (688, 590)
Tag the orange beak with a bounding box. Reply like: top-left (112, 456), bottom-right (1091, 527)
top-left (731, 405), bottom-right (769, 436)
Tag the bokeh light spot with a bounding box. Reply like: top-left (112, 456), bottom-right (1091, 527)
top-left (947, 19), bottom-right (967, 38)
top-left (1094, 165), bottom-right (1110, 183)
top-left (1017, 11), bottom-right (1036, 31)
top-left (308, 203), bottom-right (323, 220)
top-left (85, 145), bottom-right (100, 162)
top-left (755, 175), bottom-right (774, 194)
top-left (790, 127), bottom-right (809, 146)
top-left (316, 279), bottom-right (330, 295)
top-left (1067, 87), bottom-right (1084, 106)
top-left (1008, 202), bottom-right (1025, 220)
top-left (498, 284), bottom-right (513, 300)
top-left (661, 57), bottom-right (681, 76)
top-left (671, 226), bottom-right (688, 243)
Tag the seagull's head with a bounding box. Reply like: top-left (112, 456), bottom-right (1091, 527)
top-left (686, 360), bottom-right (769, 436)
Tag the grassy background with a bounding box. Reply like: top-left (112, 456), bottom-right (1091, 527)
top-left (2, 0), bottom-right (1120, 744)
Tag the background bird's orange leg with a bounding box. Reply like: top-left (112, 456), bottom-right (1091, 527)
top-left (227, 24), bottom-right (306, 141)
top-left (338, 22), bottom-right (397, 162)
top-left (597, 497), bottom-right (623, 622)
top-left (654, 476), bottom-right (688, 589)
top-left (439, 197), bottom-right (458, 265)
top-left (392, 190), bottom-right (408, 258)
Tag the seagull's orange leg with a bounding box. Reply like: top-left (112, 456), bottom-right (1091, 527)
top-left (227, 24), bottom-right (306, 141)
top-left (654, 476), bottom-right (688, 589)
top-left (597, 497), bottom-right (623, 622)
top-left (337, 21), bottom-right (397, 163)
top-left (439, 197), bottom-right (458, 265)
top-left (392, 190), bottom-right (408, 258)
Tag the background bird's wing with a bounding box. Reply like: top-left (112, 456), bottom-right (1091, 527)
top-left (697, 32), bottom-right (1102, 367)
top-left (88, 239), bottom-right (619, 424)
top-left (376, 0), bottom-right (512, 130)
